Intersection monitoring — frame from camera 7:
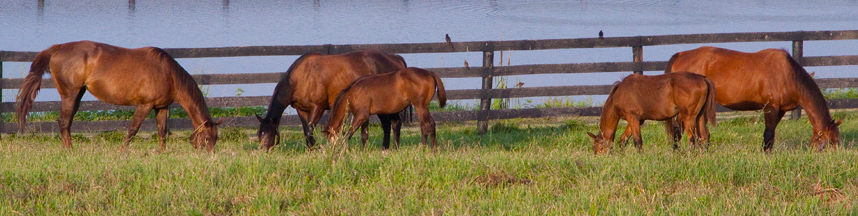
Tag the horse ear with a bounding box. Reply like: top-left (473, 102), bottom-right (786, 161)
top-left (587, 132), bottom-right (597, 139)
top-left (835, 119), bottom-right (843, 126)
top-left (215, 118), bottom-right (225, 125)
top-left (255, 114), bottom-right (264, 122)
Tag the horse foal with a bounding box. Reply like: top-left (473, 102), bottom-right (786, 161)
top-left (323, 67), bottom-right (447, 149)
top-left (587, 72), bottom-right (716, 154)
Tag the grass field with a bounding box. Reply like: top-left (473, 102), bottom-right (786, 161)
top-left (1, 110), bottom-right (857, 215)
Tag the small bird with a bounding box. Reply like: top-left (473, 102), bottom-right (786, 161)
top-left (445, 34), bottom-right (454, 49)
top-left (515, 82), bottom-right (524, 88)
top-left (599, 30), bottom-right (604, 39)
top-left (464, 60), bottom-right (469, 69)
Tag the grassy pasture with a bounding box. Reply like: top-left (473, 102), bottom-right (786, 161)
top-left (1, 110), bottom-right (857, 215)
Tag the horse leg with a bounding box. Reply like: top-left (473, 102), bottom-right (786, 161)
top-left (155, 108), bottom-right (170, 151)
top-left (305, 106), bottom-right (327, 147)
top-left (343, 113), bottom-right (370, 146)
top-left (391, 114), bottom-right (402, 149)
top-left (763, 108), bottom-right (786, 152)
top-left (682, 114), bottom-right (698, 149)
top-left (360, 121), bottom-right (369, 148)
top-left (57, 87), bottom-right (87, 148)
top-left (626, 118), bottom-right (644, 151)
top-left (697, 113), bottom-right (710, 149)
top-left (296, 110), bottom-right (315, 148)
top-left (121, 104), bottom-right (154, 151)
top-left (664, 118), bottom-right (682, 149)
top-left (379, 114), bottom-right (393, 149)
top-left (415, 106), bottom-right (437, 149)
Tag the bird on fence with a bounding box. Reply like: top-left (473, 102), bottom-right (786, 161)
top-left (464, 60), bottom-right (469, 69)
top-left (446, 34), bottom-right (454, 49)
top-left (599, 30), bottom-right (604, 39)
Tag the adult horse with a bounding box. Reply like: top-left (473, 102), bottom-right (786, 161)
top-left (665, 46), bottom-right (841, 151)
top-left (587, 72), bottom-right (716, 154)
top-left (16, 41), bottom-right (222, 151)
top-left (255, 50), bottom-right (407, 150)
top-left (323, 67), bottom-right (446, 149)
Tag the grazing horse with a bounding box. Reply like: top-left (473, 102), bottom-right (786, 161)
top-left (16, 41), bottom-right (222, 151)
top-left (323, 67), bottom-right (446, 149)
top-left (255, 50), bottom-right (407, 150)
top-left (587, 72), bottom-right (716, 154)
top-left (665, 46), bottom-right (841, 151)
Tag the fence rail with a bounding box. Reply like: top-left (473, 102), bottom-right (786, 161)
top-left (2, 30), bottom-right (858, 134)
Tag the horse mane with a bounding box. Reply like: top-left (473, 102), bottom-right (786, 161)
top-left (785, 53), bottom-right (831, 118)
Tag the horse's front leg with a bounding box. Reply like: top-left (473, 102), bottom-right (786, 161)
top-left (121, 104), bottom-right (154, 151)
top-left (296, 110), bottom-right (315, 148)
top-left (626, 118), bottom-right (644, 151)
top-left (762, 107), bottom-right (785, 152)
top-left (360, 121), bottom-right (369, 148)
top-left (155, 108), bottom-right (170, 151)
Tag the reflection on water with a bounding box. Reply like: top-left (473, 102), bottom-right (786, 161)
top-left (2, 0), bottom-right (857, 105)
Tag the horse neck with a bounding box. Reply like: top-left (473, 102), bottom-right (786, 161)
top-left (598, 106), bottom-right (619, 142)
top-left (325, 98), bottom-right (350, 134)
top-left (263, 96), bottom-right (288, 125)
top-left (175, 82), bottom-right (213, 127)
top-left (797, 87), bottom-right (834, 132)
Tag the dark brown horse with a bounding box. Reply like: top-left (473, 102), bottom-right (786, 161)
top-left (587, 72), bottom-right (716, 154)
top-left (16, 41), bottom-right (222, 151)
top-left (323, 67), bottom-right (446, 149)
top-left (665, 46), bottom-right (841, 151)
top-left (255, 50), bottom-right (407, 150)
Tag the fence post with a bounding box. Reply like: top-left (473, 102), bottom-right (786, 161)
top-left (790, 40), bottom-right (803, 120)
top-left (477, 50), bottom-right (494, 134)
top-left (632, 45), bottom-right (643, 74)
top-left (0, 54), bottom-right (4, 138)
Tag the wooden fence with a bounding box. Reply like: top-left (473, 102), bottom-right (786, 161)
top-left (2, 30), bottom-right (858, 135)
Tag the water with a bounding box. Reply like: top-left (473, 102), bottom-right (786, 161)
top-left (3, 0), bottom-right (858, 109)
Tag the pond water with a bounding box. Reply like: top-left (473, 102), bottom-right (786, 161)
top-left (2, 0), bottom-right (858, 109)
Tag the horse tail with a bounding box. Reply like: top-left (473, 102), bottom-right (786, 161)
top-left (704, 78), bottom-right (717, 126)
top-left (16, 44), bottom-right (61, 133)
top-left (431, 70), bottom-right (446, 108)
top-left (664, 53), bottom-right (680, 74)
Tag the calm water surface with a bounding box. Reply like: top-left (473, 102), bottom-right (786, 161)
top-left (2, 0), bottom-right (857, 107)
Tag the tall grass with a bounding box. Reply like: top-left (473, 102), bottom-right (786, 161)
top-left (1, 110), bottom-right (857, 215)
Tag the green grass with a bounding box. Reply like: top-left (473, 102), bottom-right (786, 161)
top-left (1, 110), bottom-right (858, 215)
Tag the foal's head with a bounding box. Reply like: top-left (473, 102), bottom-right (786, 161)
top-left (587, 132), bottom-right (611, 154)
top-left (191, 119), bottom-right (223, 151)
top-left (256, 115), bottom-right (280, 150)
top-left (812, 119), bottom-right (842, 150)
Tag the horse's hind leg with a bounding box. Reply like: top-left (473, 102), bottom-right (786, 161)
top-left (414, 106), bottom-right (437, 149)
top-left (121, 104), bottom-right (154, 150)
top-left (360, 121), bottom-right (369, 148)
top-left (763, 108), bottom-right (785, 152)
top-left (155, 108), bottom-right (170, 151)
top-left (379, 114), bottom-right (393, 149)
top-left (57, 87), bottom-right (87, 148)
top-left (664, 118), bottom-right (682, 149)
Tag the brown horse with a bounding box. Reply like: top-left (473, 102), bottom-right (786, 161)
top-left (16, 41), bottom-right (222, 151)
top-left (665, 46), bottom-right (841, 151)
top-left (255, 50), bottom-right (407, 150)
top-left (322, 67), bottom-right (446, 149)
top-left (587, 72), bottom-right (716, 154)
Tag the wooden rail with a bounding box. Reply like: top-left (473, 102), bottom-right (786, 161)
top-left (2, 30), bottom-right (858, 134)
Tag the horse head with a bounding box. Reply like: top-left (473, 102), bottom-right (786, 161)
top-left (812, 119), bottom-right (842, 150)
top-left (587, 132), bottom-right (610, 155)
top-left (191, 119), bottom-right (224, 151)
top-left (256, 114), bottom-right (280, 151)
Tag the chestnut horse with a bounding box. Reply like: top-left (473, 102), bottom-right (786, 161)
top-left (665, 46), bottom-right (841, 151)
top-left (16, 41), bottom-right (222, 151)
top-left (255, 50), bottom-right (406, 150)
top-left (587, 72), bottom-right (716, 154)
top-left (323, 67), bottom-right (446, 149)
